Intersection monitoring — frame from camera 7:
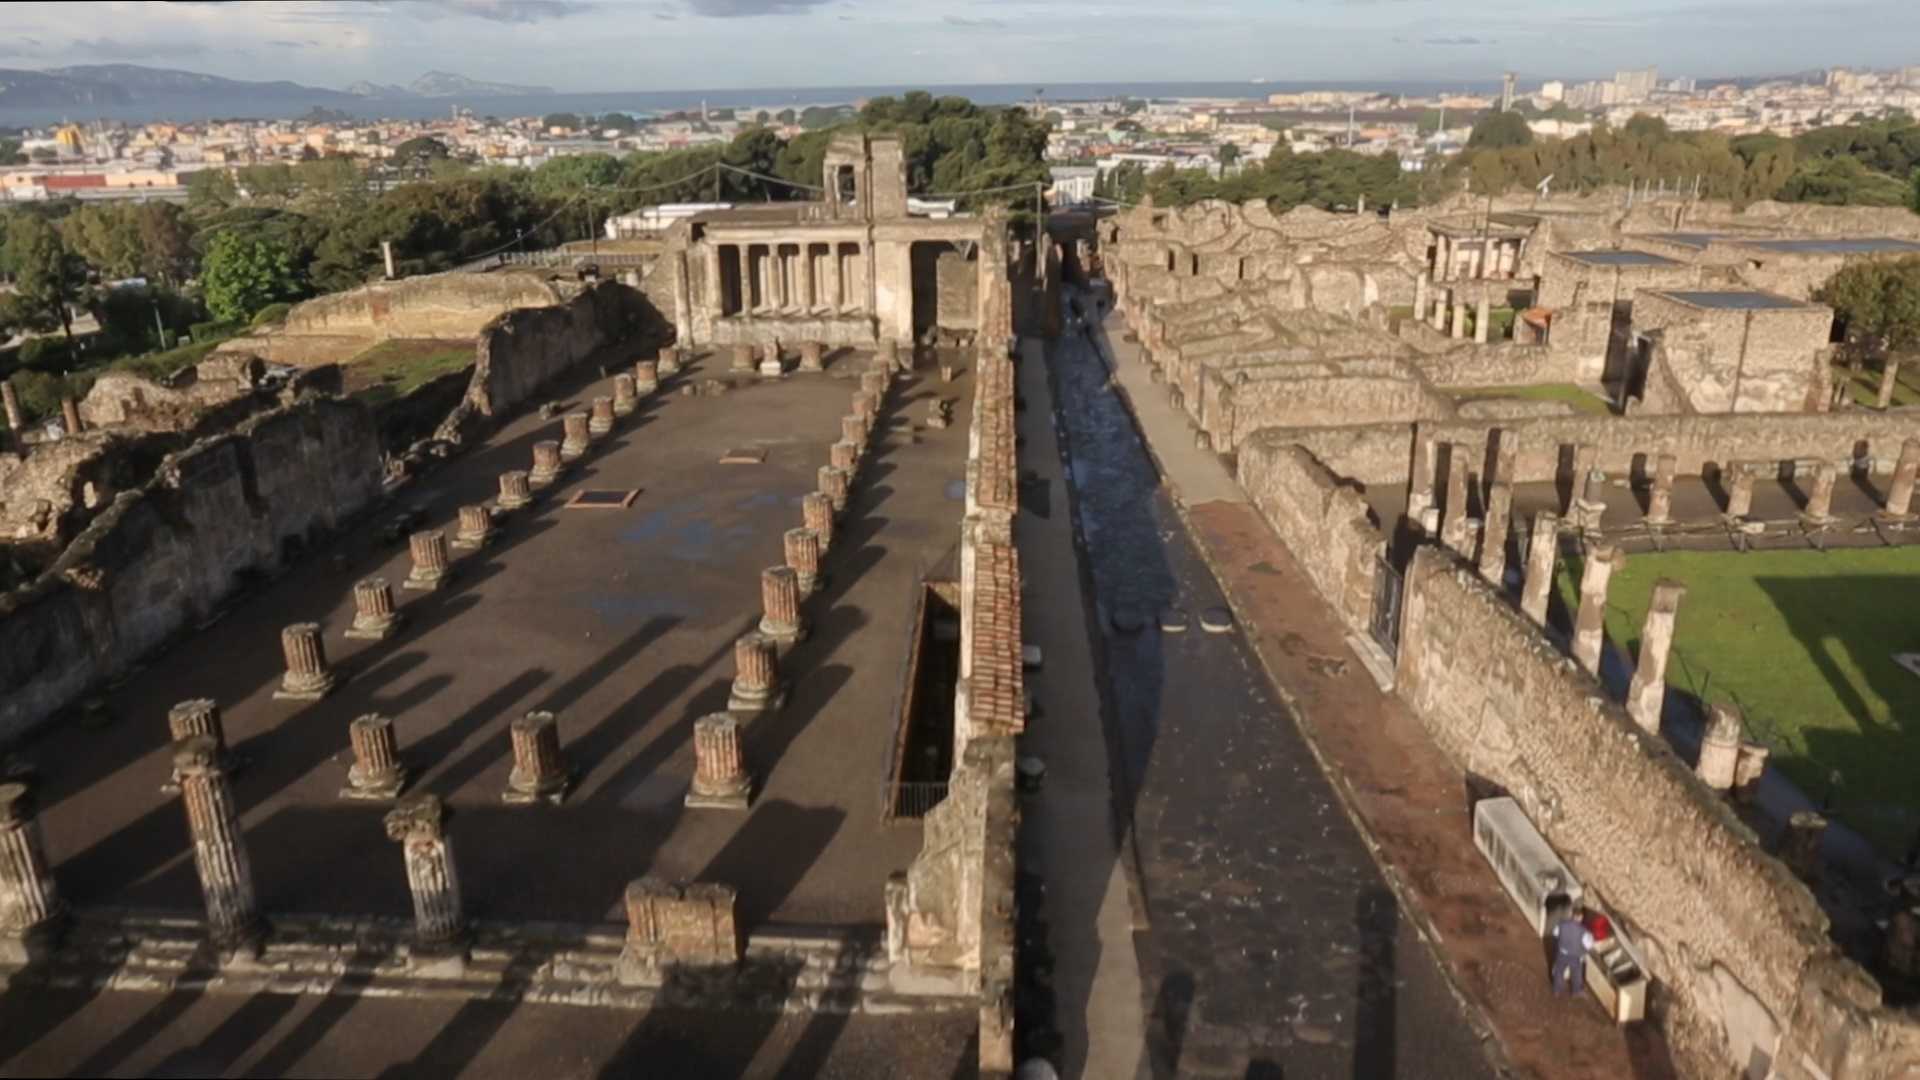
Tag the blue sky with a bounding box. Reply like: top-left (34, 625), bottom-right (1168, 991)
top-left (0, 0), bottom-right (1915, 91)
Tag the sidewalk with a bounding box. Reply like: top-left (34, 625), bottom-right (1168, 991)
top-left (1090, 297), bottom-right (1678, 1079)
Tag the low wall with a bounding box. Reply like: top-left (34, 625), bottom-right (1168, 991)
top-left (1394, 548), bottom-right (1920, 1078)
top-left (1203, 363), bottom-right (1452, 452)
top-left (0, 397), bottom-right (383, 740)
top-left (1235, 437), bottom-right (1383, 632)
top-left (217, 272), bottom-right (573, 366)
top-left (1250, 423), bottom-right (1415, 489)
top-left (1413, 343), bottom-right (1586, 390)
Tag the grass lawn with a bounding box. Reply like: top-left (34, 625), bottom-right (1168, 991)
top-left (343, 338), bottom-right (475, 408)
top-left (1557, 547), bottom-right (1920, 854)
top-left (1836, 361), bottom-right (1920, 409)
top-left (1447, 382), bottom-right (1615, 416)
top-left (106, 335), bottom-right (234, 382)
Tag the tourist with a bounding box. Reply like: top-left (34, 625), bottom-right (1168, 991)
top-left (1550, 907), bottom-right (1595, 996)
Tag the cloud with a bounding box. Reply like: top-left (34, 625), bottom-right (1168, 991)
top-left (1423, 35), bottom-right (1491, 46)
top-left (408, 0), bottom-right (599, 22)
top-left (70, 37), bottom-right (210, 59)
top-left (944, 15), bottom-right (1006, 29)
top-left (683, 0), bottom-right (835, 16)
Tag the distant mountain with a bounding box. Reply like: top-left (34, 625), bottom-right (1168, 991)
top-left (406, 71), bottom-right (551, 97)
top-left (0, 64), bottom-right (552, 117)
top-left (346, 81), bottom-right (412, 99)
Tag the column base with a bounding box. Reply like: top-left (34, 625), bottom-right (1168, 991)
top-left (450, 529), bottom-right (494, 552)
top-left (612, 399), bottom-right (637, 418)
top-left (528, 466), bottom-right (565, 488)
top-left (340, 764), bottom-right (410, 801)
top-left (1799, 512), bottom-right (1836, 529)
top-left (402, 937), bottom-right (469, 978)
top-left (502, 770), bottom-right (573, 806)
top-left (614, 948), bottom-right (663, 987)
top-left (345, 613), bottom-right (404, 641)
top-left (1874, 510), bottom-right (1917, 525)
top-left (588, 419), bottom-right (614, 438)
top-left (758, 617), bottom-right (806, 644)
top-left (559, 443), bottom-right (590, 463)
top-left (403, 568), bottom-right (453, 592)
top-left (796, 571), bottom-right (822, 597)
top-left (274, 672), bottom-right (341, 702)
top-left (759, 360), bottom-right (785, 378)
top-left (686, 777), bottom-right (752, 810)
top-left (728, 681), bottom-right (786, 717)
top-left (0, 920), bottom-right (64, 969)
top-left (204, 922), bottom-right (268, 969)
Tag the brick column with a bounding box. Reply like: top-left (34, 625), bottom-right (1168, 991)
top-left (686, 713), bottom-right (752, 809)
top-left (818, 465), bottom-right (851, 514)
top-left (384, 795), bottom-right (465, 945)
top-left (342, 714), bottom-right (408, 799)
top-left (830, 440), bottom-right (859, 473)
top-left (728, 632), bottom-right (784, 716)
top-left (452, 504), bottom-right (494, 550)
top-left (802, 492), bottom-right (835, 553)
top-left (784, 527), bottom-right (822, 595)
top-left (497, 470), bottom-right (532, 511)
top-left (1474, 293), bottom-right (1491, 344)
top-left (1477, 479), bottom-right (1512, 585)
top-left (1624, 580), bottom-right (1686, 733)
top-left (1882, 437), bottom-right (1920, 520)
top-left (1645, 452), bottom-right (1676, 526)
top-left (1724, 463), bottom-right (1756, 519)
top-left (1801, 460), bottom-right (1839, 524)
top-left (0, 781), bottom-right (63, 956)
top-left (1571, 545), bottom-right (1623, 677)
top-left (634, 359), bottom-right (660, 394)
top-left (560, 412), bottom-right (592, 461)
top-left (275, 622), bottom-right (339, 700)
top-left (1520, 512), bottom-right (1559, 625)
top-left (174, 735), bottom-right (262, 952)
top-left (1877, 360), bottom-right (1902, 410)
top-left (612, 374), bottom-right (638, 417)
top-left (530, 440), bottom-right (564, 486)
top-left (345, 577), bottom-right (402, 641)
top-left (730, 344), bottom-right (756, 373)
top-left (589, 395), bottom-right (616, 438)
top-left (657, 345), bottom-right (682, 378)
top-left (759, 566), bottom-right (805, 643)
top-left (799, 342), bottom-right (825, 372)
top-left (405, 530), bottom-right (452, 592)
top-left (503, 711), bottom-right (570, 805)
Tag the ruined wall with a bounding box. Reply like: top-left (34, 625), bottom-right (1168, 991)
top-left (0, 397), bottom-right (383, 739)
top-left (1629, 292), bottom-right (1833, 414)
top-left (1235, 437), bottom-right (1383, 632)
top-left (1203, 361), bottom-right (1452, 452)
top-left (1411, 343), bottom-right (1586, 389)
top-left (1394, 548), bottom-right (1920, 1078)
top-left (1536, 254), bottom-right (1707, 310)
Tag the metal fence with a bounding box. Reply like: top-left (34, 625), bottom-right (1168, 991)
top-left (889, 781), bottom-right (950, 821)
top-left (452, 249), bottom-right (656, 274)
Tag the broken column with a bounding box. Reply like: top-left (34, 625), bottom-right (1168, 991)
top-left (1571, 545), bottom-right (1623, 677)
top-left (59, 398), bottom-right (81, 436)
top-left (405, 530), bottom-right (452, 592)
top-left (841, 415), bottom-right (867, 453)
top-left (1724, 462), bottom-right (1756, 519)
top-left (852, 393), bottom-right (877, 433)
top-left (275, 622), bottom-right (339, 700)
top-left (1520, 512), bottom-right (1559, 625)
top-left (1577, 467), bottom-right (1609, 535)
top-left (784, 527), bottom-right (822, 595)
top-left (529, 440), bottom-right (564, 487)
top-left (1782, 810), bottom-right (1827, 884)
top-left (0, 780), bottom-right (63, 961)
top-left (1439, 445), bottom-right (1474, 557)
top-left (1881, 437), bottom-right (1920, 520)
top-left (799, 341), bottom-right (825, 373)
top-left (686, 713), bottom-right (753, 810)
top-left (347, 577), bottom-right (403, 641)
top-left (503, 711), bottom-right (571, 805)
top-left (1877, 360), bottom-right (1902, 410)
top-left (1406, 438), bottom-right (1435, 525)
top-left (452, 504), bottom-right (494, 550)
top-left (384, 795), bottom-right (465, 948)
top-left (802, 492), bottom-right (835, 553)
top-left (174, 735), bottom-right (262, 953)
top-left (657, 345), bottom-right (681, 378)
top-left (634, 359), bottom-right (660, 394)
top-left (612, 373), bottom-right (638, 417)
top-left (1564, 444), bottom-right (1598, 516)
top-left (497, 470), bottom-right (533, 512)
top-left (727, 632), bottom-right (784, 716)
top-left (1696, 703), bottom-right (1743, 792)
top-left (1645, 453), bottom-right (1676, 526)
top-left (1431, 287), bottom-right (1449, 331)
top-left (1474, 293), bottom-right (1491, 344)
top-left (1478, 470), bottom-right (1513, 586)
top-left (878, 338), bottom-right (900, 373)
top-left (730, 344), bottom-right (755, 373)
top-left (1413, 274), bottom-right (1430, 323)
top-left (1733, 742), bottom-right (1770, 804)
top-left (830, 440), bottom-right (859, 473)
top-left (589, 395), bottom-right (616, 438)
top-left (342, 714), bottom-right (408, 800)
top-left (1624, 580), bottom-right (1686, 733)
top-left (0, 379), bottom-right (22, 436)
top-left (819, 465), bottom-right (851, 514)
top-left (860, 370), bottom-right (889, 399)
top-left (759, 341), bottom-right (784, 377)
top-left (759, 566), bottom-right (806, 643)
top-left (617, 877), bottom-right (740, 981)
top-left (560, 412), bottom-right (592, 462)
top-left (1801, 460), bottom-right (1839, 524)
top-left (1450, 295), bottom-right (1467, 339)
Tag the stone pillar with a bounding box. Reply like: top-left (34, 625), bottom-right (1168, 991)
top-left (730, 344), bottom-right (755, 373)
top-left (1645, 453), bottom-right (1676, 525)
top-left (802, 492), bottom-right (835, 553)
top-left (1571, 545), bottom-right (1622, 677)
top-left (347, 577), bottom-right (402, 641)
top-left (1407, 437), bottom-right (1435, 523)
top-left (1439, 445), bottom-right (1473, 557)
top-left (842, 414), bottom-right (867, 452)
top-left (1624, 580), bottom-right (1686, 733)
top-left (686, 713), bottom-right (752, 809)
top-left (452, 504), bottom-right (494, 550)
top-left (735, 246), bottom-right (752, 313)
top-left (1431, 287), bottom-right (1449, 331)
top-left (830, 440), bottom-right (859, 473)
top-left (497, 470), bottom-right (533, 511)
top-left (1693, 703), bottom-right (1743, 791)
top-left (343, 714), bottom-right (408, 799)
top-left (656, 345), bottom-right (681, 378)
top-left (173, 735), bottom-right (261, 952)
top-left (853, 393), bottom-right (877, 433)
top-left (1481, 237), bottom-right (1497, 281)
top-left (818, 465), bottom-right (851, 514)
top-left (1733, 742), bottom-right (1770, 804)
top-left (759, 566), bottom-right (805, 643)
top-left (784, 527), bottom-right (822, 595)
top-left (758, 341), bottom-right (784, 378)
top-left (560, 412), bottom-right (592, 461)
top-left (799, 341), bottom-right (825, 373)
top-left (1802, 460), bottom-right (1839, 524)
top-left (1478, 479), bottom-right (1512, 585)
top-left (589, 396), bottom-right (616, 438)
top-left (1413, 274), bottom-right (1429, 323)
top-left (878, 338), bottom-right (900, 373)
top-left (860, 370), bottom-right (889, 399)
top-left (1725, 463), bottom-right (1756, 519)
top-left (612, 374), bottom-right (638, 417)
top-left (529, 440), bottom-right (564, 487)
top-left (405, 530), bottom-right (452, 592)
top-left (0, 781), bottom-right (63, 956)
top-left (634, 359), bottom-right (660, 394)
top-left (503, 711), bottom-right (571, 805)
top-left (796, 246), bottom-right (815, 311)
top-left (168, 697), bottom-right (227, 748)
top-left (59, 398), bottom-right (81, 436)
top-left (276, 622), bottom-right (339, 700)
top-left (1782, 810), bottom-right (1827, 884)
top-left (1882, 437), bottom-right (1920, 519)
top-left (384, 795), bottom-right (464, 946)
top-left (1474, 293), bottom-right (1492, 344)
top-left (1520, 512), bottom-right (1559, 625)
top-left (1450, 296), bottom-right (1467, 340)
top-left (1564, 444), bottom-right (1598, 515)
top-left (1877, 360), bottom-right (1902, 410)
top-left (728, 632), bottom-right (784, 716)
top-left (1578, 469), bottom-right (1609, 534)
top-left (1436, 235), bottom-right (1452, 282)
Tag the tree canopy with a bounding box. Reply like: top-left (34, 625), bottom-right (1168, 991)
top-left (201, 230), bottom-right (300, 323)
top-left (1816, 257), bottom-right (1920, 361)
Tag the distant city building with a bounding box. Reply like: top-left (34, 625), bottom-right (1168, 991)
top-left (1048, 166), bottom-right (1097, 206)
top-left (1501, 72), bottom-right (1518, 112)
top-left (1614, 67), bottom-right (1659, 102)
top-left (1539, 80), bottom-right (1566, 102)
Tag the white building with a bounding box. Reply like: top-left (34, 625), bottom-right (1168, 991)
top-left (1048, 166), bottom-right (1098, 206)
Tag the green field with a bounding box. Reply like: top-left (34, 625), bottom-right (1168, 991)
top-left (344, 339), bottom-right (475, 408)
top-left (1448, 382), bottom-right (1615, 416)
top-left (1836, 361), bottom-right (1920, 409)
top-left (1558, 547), bottom-right (1920, 853)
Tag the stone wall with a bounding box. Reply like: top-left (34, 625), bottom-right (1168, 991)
top-left (1394, 548), bottom-right (1920, 1078)
top-left (1629, 292), bottom-right (1833, 414)
top-left (1410, 343), bottom-right (1586, 390)
top-left (1202, 360), bottom-right (1452, 452)
top-left (0, 397), bottom-right (383, 740)
top-left (1235, 437), bottom-right (1383, 632)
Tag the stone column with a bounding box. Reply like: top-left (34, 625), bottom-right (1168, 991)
top-left (1478, 479), bottom-right (1512, 585)
top-left (1436, 235), bottom-right (1452, 282)
top-left (656, 345), bottom-right (681, 378)
top-left (174, 735), bottom-right (261, 952)
top-left (1520, 512), bottom-right (1559, 624)
top-left (0, 379), bottom-right (22, 435)
top-left (686, 713), bottom-right (752, 809)
top-left (852, 394), bottom-right (877, 435)
top-left (842, 415), bottom-right (867, 452)
top-left (784, 527), bottom-right (822, 595)
top-left (796, 245), bottom-right (815, 311)
top-left (1877, 360), bottom-right (1902, 410)
top-left (1577, 469), bottom-right (1609, 534)
top-left (1782, 810), bottom-right (1826, 884)
top-left (1571, 545), bottom-right (1622, 677)
top-left (759, 566), bottom-right (805, 643)
top-left (799, 341), bottom-right (825, 373)
top-left (1413, 274), bottom-right (1429, 323)
top-left (384, 795), bottom-right (464, 945)
top-left (503, 711), bottom-right (571, 805)
top-left (1695, 704), bottom-right (1743, 791)
top-left (560, 412), bottom-right (592, 461)
top-left (1802, 460), bottom-right (1838, 524)
top-left (1439, 445), bottom-right (1473, 557)
top-left (1882, 437), bottom-right (1920, 520)
top-left (1450, 296), bottom-right (1468, 340)
top-left (452, 504), bottom-right (494, 550)
top-left (730, 344), bottom-right (755, 373)
top-left (818, 465), bottom-right (851, 514)
top-left (168, 697), bottom-right (228, 749)
top-left (825, 245), bottom-right (844, 312)
top-left (347, 577), bottom-right (402, 641)
top-left (1431, 287), bottom-right (1449, 331)
top-left (1407, 437), bottom-right (1435, 524)
top-left (802, 492), bottom-right (835, 553)
top-left (405, 530), bottom-right (452, 592)
top-left (0, 781), bottom-right (63, 957)
top-left (529, 440), bottom-right (564, 486)
top-left (1624, 580), bottom-right (1686, 733)
top-left (1733, 743), bottom-right (1770, 804)
top-left (276, 622), bottom-right (339, 700)
top-left (612, 374), bottom-right (638, 417)
top-left (728, 632), bottom-right (784, 716)
top-left (60, 398), bottom-right (81, 436)
top-left (497, 470), bottom-right (533, 512)
top-left (759, 341), bottom-right (785, 378)
top-left (588, 396), bottom-right (616, 438)
top-left (860, 370), bottom-right (889, 399)
top-left (1645, 453), bottom-right (1676, 525)
top-left (342, 714), bottom-right (408, 799)
top-left (830, 440), bottom-right (859, 473)
top-left (634, 359), bottom-right (660, 394)
top-left (1564, 444), bottom-right (1598, 515)
top-left (1474, 293), bottom-right (1492, 344)
top-left (878, 338), bottom-right (901, 372)
top-left (1725, 463), bottom-right (1756, 519)
top-left (1480, 237), bottom-right (1497, 281)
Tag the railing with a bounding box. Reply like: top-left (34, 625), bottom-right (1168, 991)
top-left (889, 781), bottom-right (950, 821)
top-left (452, 249), bottom-right (656, 274)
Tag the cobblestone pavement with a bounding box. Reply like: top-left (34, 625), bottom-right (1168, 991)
top-left (1044, 321), bottom-right (1498, 1079)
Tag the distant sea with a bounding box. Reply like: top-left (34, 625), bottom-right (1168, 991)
top-left (0, 79), bottom-right (1504, 126)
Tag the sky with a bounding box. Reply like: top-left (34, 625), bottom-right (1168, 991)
top-left (0, 0), bottom-right (1916, 92)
